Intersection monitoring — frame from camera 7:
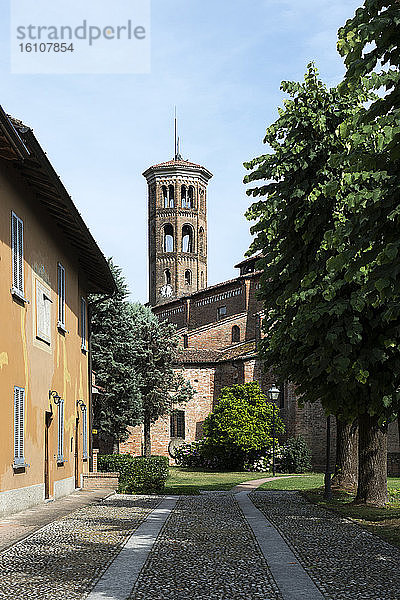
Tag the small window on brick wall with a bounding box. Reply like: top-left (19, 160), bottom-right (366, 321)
top-left (217, 305), bottom-right (227, 320)
top-left (183, 334), bottom-right (188, 348)
top-left (170, 410), bottom-right (185, 439)
top-left (232, 325), bottom-right (240, 343)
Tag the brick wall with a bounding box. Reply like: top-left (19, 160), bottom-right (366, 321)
top-left (186, 314), bottom-right (248, 350)
top-left (82, 472), bottom-right (119, 490)
top-left (120, 366), bottom-right (215, 461)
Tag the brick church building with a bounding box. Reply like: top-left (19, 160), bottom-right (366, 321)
top-left (120, 151), bottom-right (400, 474)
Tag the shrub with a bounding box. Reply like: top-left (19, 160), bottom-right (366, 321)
top-left (203, 383), bottom-right (285, 469)
top-left (279, 436), bottom-right (312, 473)
top-left (174, 440), bottom-right (224, 470)
top-left (98, 454), bottom-right (169, 493)
top-left (243, 444), bottom-right (283, 472)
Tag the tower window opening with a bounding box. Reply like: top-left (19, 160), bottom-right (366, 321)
top-left (164, 269), bottom-right (171, 285)
top-left (181, 185), bottom-right (187, 208)
top-left (232, 325), bottom-right (240, 343)
top-left (183, 334), bottom-right (188, 348)
top-left (184, 270), bottom-right (192, 285)
top-left (199, 227), bottom-right (204, 255)
top-left (163, 224), bottom-right (174, 252)
top-left (168, 185), bottom-right (175, 208)
top-left (188, 186), bottom-right (194, 209)
top-left (162, 185), bottom-right (168, 208)
top-left (182, 225), bottom-right (193, 253)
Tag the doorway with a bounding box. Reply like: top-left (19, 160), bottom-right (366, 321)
top-left (75, 415), bottom-right (79, 488)
top-left (44, 411), bottom-right (52, 499)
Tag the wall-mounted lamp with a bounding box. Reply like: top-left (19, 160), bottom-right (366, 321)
top-left (77, 399), bottom-right (87, 411)
top-left (49, 390), bottom-right (62, 405)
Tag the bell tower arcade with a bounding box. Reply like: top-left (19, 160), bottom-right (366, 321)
top-left (144, 155), bottom-right (212, 306)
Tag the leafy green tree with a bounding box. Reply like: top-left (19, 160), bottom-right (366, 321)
top-left (129, 303), bottom-right (194, 456)
top-left (330, 0), bottom-right (400, 503)
top-left (90, 261), bottom-right (142, 449)
top-left (202, 383), bottom-right (285, 469)
top-left (244, 63), bottom-right (396, 505)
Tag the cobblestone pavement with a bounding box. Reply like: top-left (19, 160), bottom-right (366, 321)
top-left (251, 491), bottom-right (400, 600)
top-left (0, 489), bottom-right (113, 553)
top-left (0, 495), bottom-right (161, 600)
top-left (129, 493), bottom-right (283, 600)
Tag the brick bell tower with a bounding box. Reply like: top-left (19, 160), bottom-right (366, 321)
top-left (144, 128), bottom-right (213, 306)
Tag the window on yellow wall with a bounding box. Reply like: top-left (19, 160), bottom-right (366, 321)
top-left (57, 263), bottom-right (66, 330)
top-left (11, 211), bottom-right (25, 299)
top-left (36, 280), bottom-right (52, 344)
top-left (81, 297), bottom-right (87, 351)
top-left (14, 387), bottom-right (25, 466)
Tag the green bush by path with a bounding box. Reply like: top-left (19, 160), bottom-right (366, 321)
top-left (202, 382), bottom-right (285, 469)
top-left (279, 436), bottom-right (312, 473)
top-left (98, 454), bottom-right (169, 493)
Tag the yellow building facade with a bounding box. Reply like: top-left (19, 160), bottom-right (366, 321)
top-left (0, 106), bottom-right (115, 515)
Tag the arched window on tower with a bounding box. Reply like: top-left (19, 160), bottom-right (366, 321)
top-left (162, 185), bottom-right (168, 208)
top-left (168, 185), bottom-right (175, 208)
top-left (181, 185), bottom-right (187, 208)
top-left (182, 225), bottom-right (193, 253)
top-left (164, 269), bottom-right (171, 285)
top-left (201, 271), bottom-right (205, 288)
top-left (184, 270), bottom-right (192, 285)
top-left (199, 227), bottom-right (204, 255)
top-left (163, 224), bottom-right (174, 252)
top-left (232, 325), bottom-right (240, 343)
top-left (188, 186), bottom-right (194, 208)
top-left (183, 334), bottom-right (188, 348)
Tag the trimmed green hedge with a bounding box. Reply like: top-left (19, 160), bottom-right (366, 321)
top-left (98, 454), bottom-right (169, 494)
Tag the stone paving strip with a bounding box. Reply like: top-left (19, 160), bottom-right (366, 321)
top-left (86, 496), bottom-right (178, 600)
top-left (237, 492), bottom-right (324, 600)
top-left (129, 493), bottom-right (283, 600)
top-left (0, 494), bottom-right (161, 600)
top-left (251, 490), bottom-right (400, 600)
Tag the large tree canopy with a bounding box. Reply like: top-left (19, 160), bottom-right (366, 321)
top-left (90, 261), bottom-right (142, 446)
top-left (128, 303), bottom-right (194, 456)
top-left (90, 263), bottom-right (193, 454)
top-left (244, 54), bottom-right (399, 504)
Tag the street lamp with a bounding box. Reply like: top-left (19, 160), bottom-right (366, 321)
top-left (268, 385), bottom-right (280, 477)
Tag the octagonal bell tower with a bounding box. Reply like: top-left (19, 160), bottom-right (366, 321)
top-left (144, 150), bottom-right (212, 306)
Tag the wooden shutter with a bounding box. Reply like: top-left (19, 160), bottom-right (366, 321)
top-left (170, 410), bottom-right (185, 439)
top-left (11, 212), bottom-right (24, 296)
top-left (81, 298), bottom-right (87, 350)
top-left (14, 387), bottom-right (25, 464)
top-left (57, 264), bottom-right (65, 327)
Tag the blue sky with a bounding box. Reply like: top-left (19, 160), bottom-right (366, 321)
top-left (1, 0), bottom-right (362, 302)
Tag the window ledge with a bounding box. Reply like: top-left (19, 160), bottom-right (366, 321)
top-left (81, 346), bottom-right (88, 355)
top-left (11, 288), bottom-right (29, 304)
top-left (13, 462), bottom-right (29, 471)
top-left (57, 323), bottom-right (68, 334)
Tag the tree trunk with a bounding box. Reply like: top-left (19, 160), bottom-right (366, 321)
top-left (355, 413), bottom-right (388, 506)
top-left (143, 413), bottom-right (151, 457)
top-left (332, 418), bottom-right (358, 490)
